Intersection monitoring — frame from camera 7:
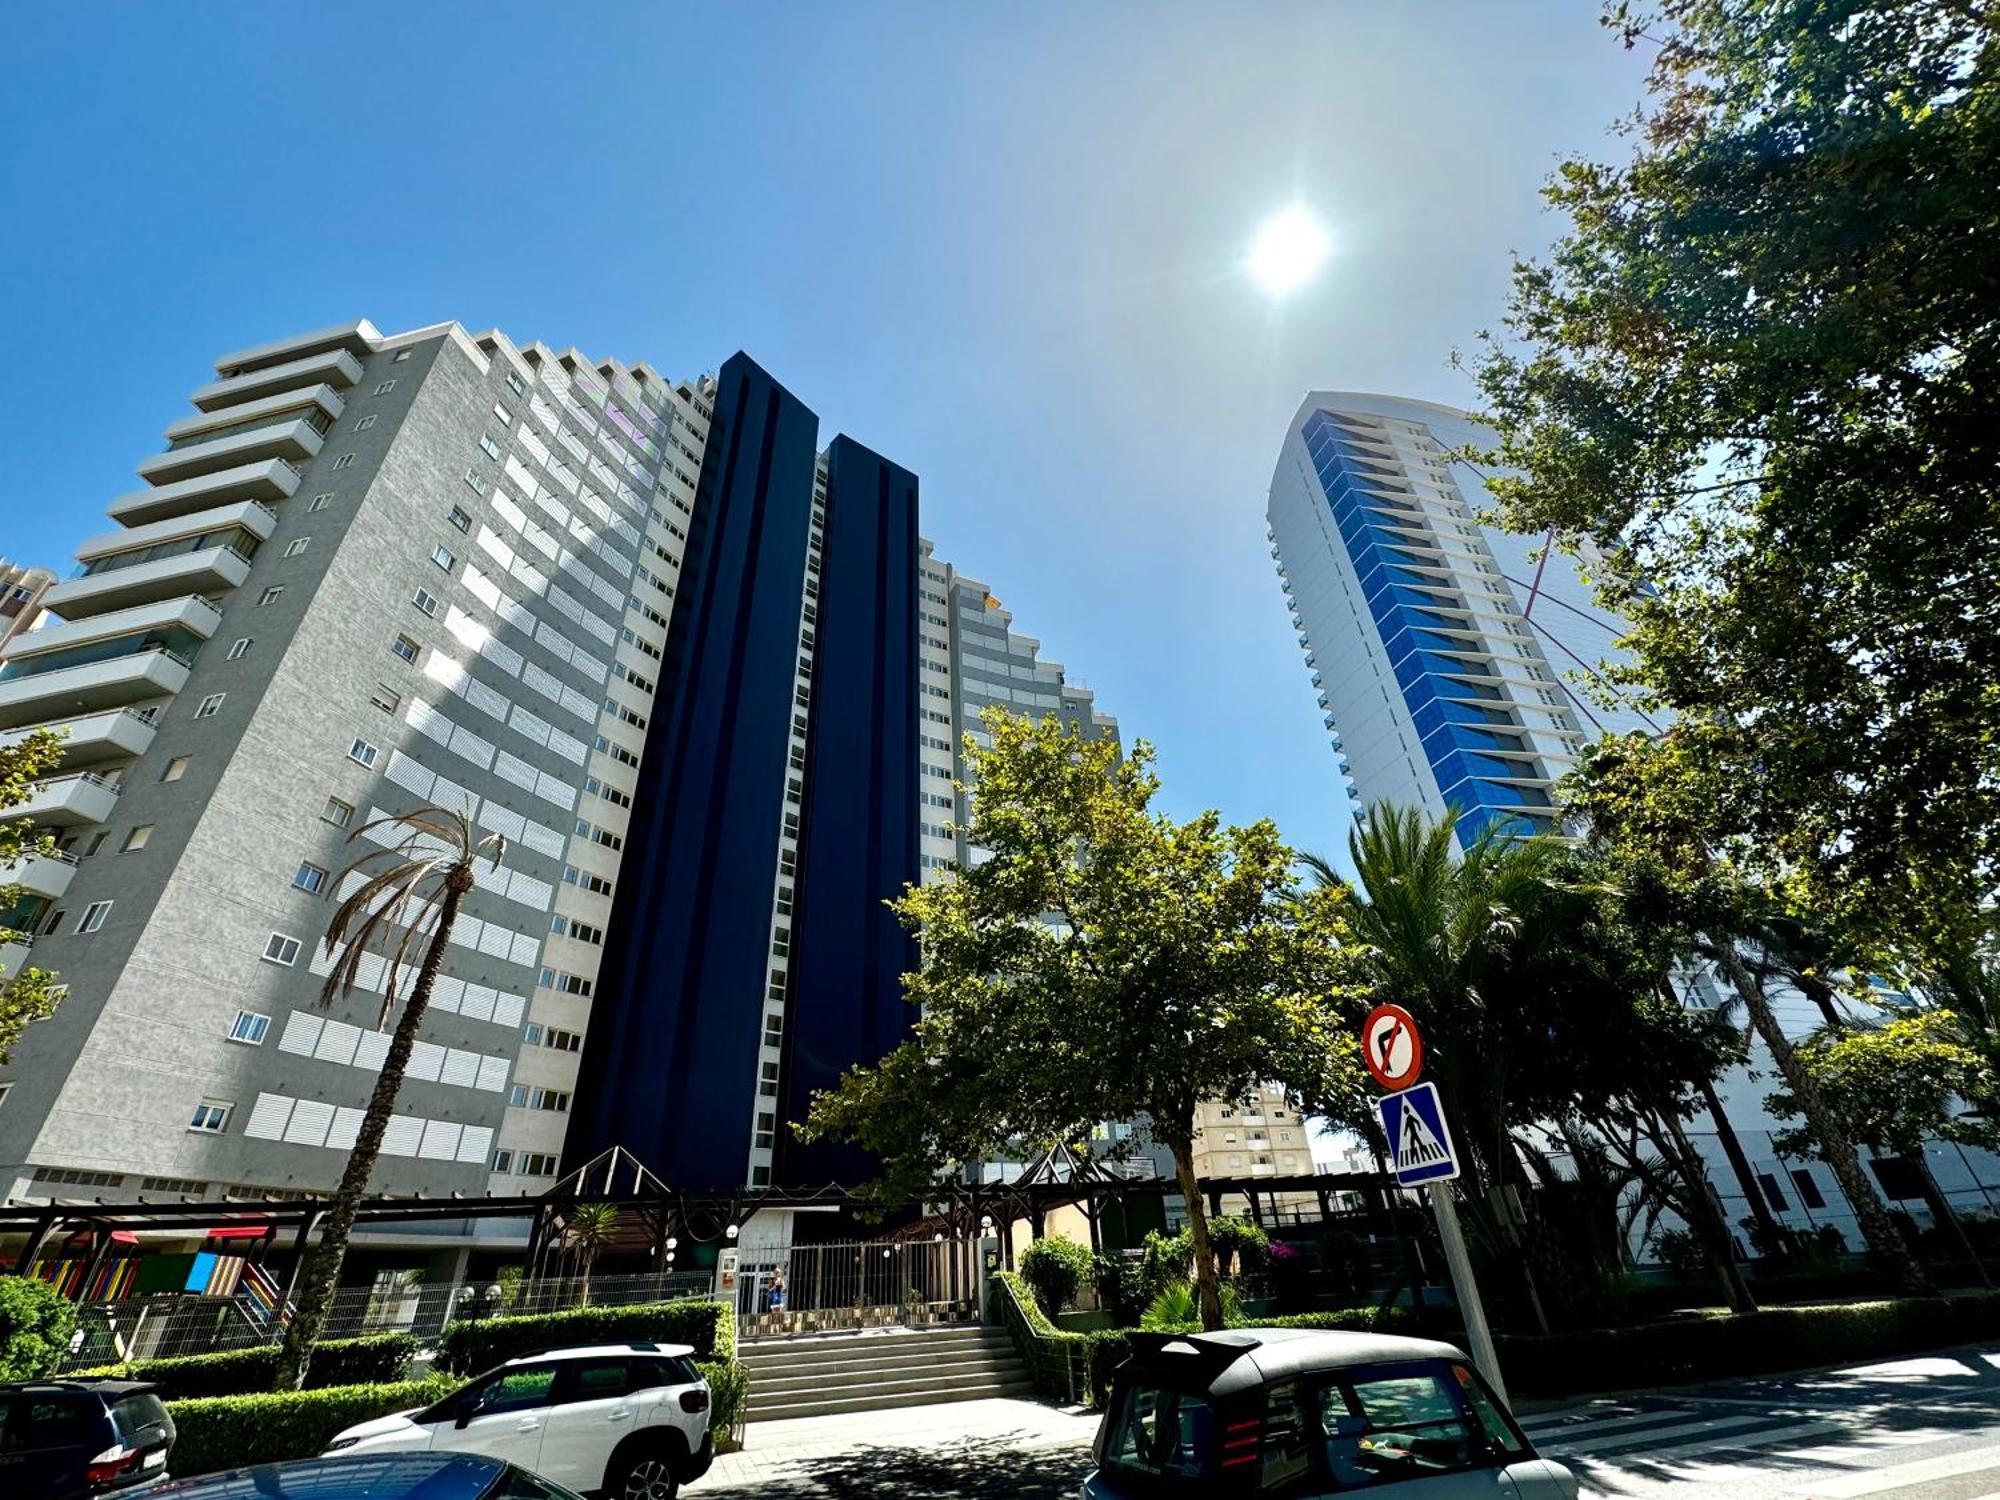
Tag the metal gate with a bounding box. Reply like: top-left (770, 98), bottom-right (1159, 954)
top-left (732, 1237), bottom-right (976, 1338)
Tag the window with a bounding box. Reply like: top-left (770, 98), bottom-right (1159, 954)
top-left (1790, 1168), bottom-right (1827, 1211)
top-left (257, 585), bottom-right (285, 606)
top-left (355, 414), bottom-right (378, 431)
top-left (42, 909), bottom-right (66, 935)
top-left (369, 684), bottom-right (400, 715)
top-left (493, 401), bottom-right (514, 424)
top-left (463, 469), bottom-right (489, 496)
top-left (84, 831), bottom-right (108, 857)
top-left (161, 756), bottom-right (191, 783)
top-left (754, 1111), bottom-right (776, 1149)
top-left (293, 861), bottom-right (328, 894)
top-left (322, 796), bottom-right (355, 828)
top-left (331, 453), bottom-right (355, 470)
top-left (374, 379), bottom-right (397, 395)
top-left (228, 1010), bottom-right (270, 1045)
top-left (282, 538), bottom-right (310, 558)
top-left (226, 637), bottom-right (252, 660)
top-left (447, 506), bottom-right (472, 533)
top-left (193, 693), bottom-right (225, 719)
top-left (263, 933), bottom-right (303, 966)
top-left (1756, 1172), bottom-right (1790, 1212)
top-left (347, 738), bottom-right (379, 767)
top-left (431, 545), bottom-right (456, 572)
top-left (493, 1149), bottom-right (515, 1174)
top-left (76, 901), bottom-right (113, 934)
top-left (760, 1060), bottom-right (779, 1097)
top-left (506, 371), bottom-right (526, 396)
top-left (390, 635), bottom-right (419, 664)
top-left (479, 434), bottom-right (503, 461)
top-left (412, 587), bottom-right (440, 616)
top-left (1103, 1386), bottom-right (1214, 1482)
top-left (1306, 1366), bottom-right (1492, 1487)
top-left (519, 1151), bottom-right (557, 1175)
top-left (308, 493), bottom-right (332, 511)
top-left (508, 1085), bottom-right (571, 1112)
top-left (121, 825), bottom-right (153, 852)
top-left (189, 1099), bottom-right (232, 1133)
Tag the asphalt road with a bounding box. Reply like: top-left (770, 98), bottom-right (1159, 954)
top-left (692, 1342), bottom-right (2000, 1498)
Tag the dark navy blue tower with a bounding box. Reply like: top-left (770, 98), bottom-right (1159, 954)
top-left (567, 354), bottom-right (921, 1190)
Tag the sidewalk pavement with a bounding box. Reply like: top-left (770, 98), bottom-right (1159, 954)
top-left (692, 1395), bottom-right (1099, 1494)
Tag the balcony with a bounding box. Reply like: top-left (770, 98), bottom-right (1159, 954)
top-left (4, 772), bottom-right (121, 829)
top-left (107, 458), bottom-right (301, 527)
top-left (0, 646), bottom-right (191, 729)
top-left (212, 319), bottom-right (379, 378)
top-left (190, 350), bottom-right (364, 411)
top-left (1, 595), bottom-right (223, 668)
top-left (163, 384), bottom-right (345, 445)
top-left (74, 502), bottom-right (277, 572)
top-left (134, 418), bottom-right (325, 486)
top-left (0, 938), bottom-right (30, 981)
top-left (42, 545), bottom-right (252, 620)
top-left (0, 707), bottom-right (158, 768)
top-left (0, 850), bottom-right (79, 900)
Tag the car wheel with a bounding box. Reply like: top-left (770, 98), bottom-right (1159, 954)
top-left (609, 1446), bottom-right (680, 1500)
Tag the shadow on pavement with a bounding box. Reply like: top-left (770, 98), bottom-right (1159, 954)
top-left (700, 1432), bottom-right (1092, 1498)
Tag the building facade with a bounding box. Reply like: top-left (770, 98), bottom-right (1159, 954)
top-left (0, 562), bottom-right (57, 649)
top-left (0, 318), bottom-right (713, 1208)
top-left (1266, 392), bottom-right (1654, 847)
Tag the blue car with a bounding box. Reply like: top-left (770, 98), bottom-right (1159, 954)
top-left (151, 1450), bottom-right (585, 1499)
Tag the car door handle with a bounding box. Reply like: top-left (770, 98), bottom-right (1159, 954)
top-left (517, 1418), bottom-right (540, 1431)
top-left (607, 1408), bottom-right (633, 1422)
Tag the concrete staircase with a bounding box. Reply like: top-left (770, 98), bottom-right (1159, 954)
top-left (739, 1324), bottom-right (1035, 1422)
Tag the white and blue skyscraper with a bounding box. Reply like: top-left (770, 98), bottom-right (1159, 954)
top-left (1266, 392), bottom-right (1655, 845)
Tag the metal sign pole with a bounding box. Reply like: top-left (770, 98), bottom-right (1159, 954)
top-left (1426, 1182), bottom-right (1506, 1406)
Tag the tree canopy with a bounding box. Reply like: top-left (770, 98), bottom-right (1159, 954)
top-left (1470, 0), bottom-right (2000, 951)
top-left (0, 728), bottom-right (68, 1064)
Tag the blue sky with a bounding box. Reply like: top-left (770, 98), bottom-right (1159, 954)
top-left (1, 2), bottom-right (1647, 866)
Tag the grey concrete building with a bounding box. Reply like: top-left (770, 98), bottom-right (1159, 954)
top-left (0, 318), bottom-right (712, 1211)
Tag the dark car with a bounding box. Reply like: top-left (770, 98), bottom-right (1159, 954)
top-left (0, 1378), bottom-right (176, 1499)
top-left (152, 1450), bottom-right (585, 1499)
top-left (1084, 1328), bottom-right (1578, 1497)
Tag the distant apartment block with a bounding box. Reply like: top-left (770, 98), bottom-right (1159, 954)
top-left (0, 561), bottom-right (56, 648)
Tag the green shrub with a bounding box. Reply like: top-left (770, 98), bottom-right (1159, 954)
top-left (0, 1276), bottom-right (76, 1381)
top-left (1139, 1281), bottom-right (1244, 1331)
top-left (1498, 1291), bottom-right (2000, 1396)
top-left (697, 1359), bottom-right (748, 1434)
top-left (1019, 1235), bottom-right (1094, 1318)
top-left (1137, 1229), bottom-right (1192, 1298)
top-left (72, 1333), bottom-right (417, 1399)
top-left (166, 1377), bottom-right (454, 1476)
top-left (434, 1296), bottom-right (732, 1374)
top-left (1208, 1217), bottom-right (1270, 1276)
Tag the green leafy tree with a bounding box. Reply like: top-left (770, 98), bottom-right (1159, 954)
top-left (0, 1275), bottom-right (77, 1380)
top-left (1, 729), bottom-right (69, 1060)
top-left (1017, 1234), bottom-right (1094, 1318)
top-left (1469, 0), bottom-right (2000, 947)
top-left (277, 805), bottom-right (506, 1389)
top-left (802, 709), bottom-right (1363, 1331)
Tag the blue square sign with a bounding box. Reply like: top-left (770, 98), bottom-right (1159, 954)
top-left (1375, 1082), bottom-right (1460, 1186)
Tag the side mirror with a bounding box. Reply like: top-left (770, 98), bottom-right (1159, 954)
top-left (454, 1396), bottom-right (484, 1429)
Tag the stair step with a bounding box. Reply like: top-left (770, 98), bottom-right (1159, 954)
top-left (739, 1326), bottom-right (1003, 1353)
top-left (753, 1357), bottom-right (1027, 1396)
top-left (748, 1378), bottom-right (1041, 1422)
top-left (740, 1342), bottom-right (1018, 1377)
top-left (750, 1367), bottom-right (1027, 1404)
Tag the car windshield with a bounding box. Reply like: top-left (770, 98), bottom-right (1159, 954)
top-left (110, 1391), bottom-right (169, 1440)
top-left (1306, 1359), bottom-right (1521, 1489)
top-left (1102, 1383), bottom-right (1214, 1482)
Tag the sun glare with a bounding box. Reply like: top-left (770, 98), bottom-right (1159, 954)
top-left (1248, 206), bottom-right (1332, 296)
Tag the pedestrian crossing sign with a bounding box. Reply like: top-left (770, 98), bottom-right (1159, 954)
top-left (1376, 1082), bottom-right (1459, 1186)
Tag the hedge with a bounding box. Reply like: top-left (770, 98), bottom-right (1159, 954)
top-left (166, 1377), bottom-right (453, 1477)
top-left (698, 1358), bottom-right (748, 1436)
top-left (434, 1297), bottom-right (733, 1374)
top-left (1498, 1290), bottom-right (2000, 1397)
top-left (73, 1333), bottom-right (417, 1400)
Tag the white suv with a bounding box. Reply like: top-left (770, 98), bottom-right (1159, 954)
top-left (325, 1342), bottom-right (715, 1499)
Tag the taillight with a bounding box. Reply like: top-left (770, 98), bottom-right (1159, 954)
top-left (679, 1389), bottom-right (710, 1414)
top-left (85, 1445), bottom-right (142, 1486)
top-left (1219, 1415), bottom-right (1261, 1471)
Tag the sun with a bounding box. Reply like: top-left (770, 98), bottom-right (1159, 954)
top-left (1248, 206), bottom-right (1332, 296)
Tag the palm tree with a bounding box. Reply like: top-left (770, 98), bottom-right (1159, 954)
top-left (276, 805), bottom-right (505, 1390)
top-left (562, 1202), bottom-right (621, 1305)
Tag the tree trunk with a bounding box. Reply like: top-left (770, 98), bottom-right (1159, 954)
top-left (1697, 1073), bottom-right (1784, 1251)
top-left (1912, 1154), bottom-right (1990, 1289)
top-left (1655, 1102), bottom-right (1758, 1314)
top-left (1716, 946), bottom-right (1931, 1293)
top-left (277, 869), bottom-right (472, 1389)
top-left (1170, 1142), bottom-right (1226, 1331)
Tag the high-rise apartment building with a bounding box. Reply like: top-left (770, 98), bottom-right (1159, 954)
top-left (0, 319), bottom-right (1127, 1219)
top-left (0, 318), bottom-right (714, 1206)
top-left (1265, 392), bottom-right (1653, 847)
top-left (0, 561), bottom-right (57, 648)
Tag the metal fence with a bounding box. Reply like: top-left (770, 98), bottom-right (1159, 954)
top-left (732, 1237), bottom-right (978, 1339)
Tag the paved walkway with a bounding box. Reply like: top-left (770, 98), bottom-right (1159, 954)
top-left (691, 1395), bottom-right (1098, 1497)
